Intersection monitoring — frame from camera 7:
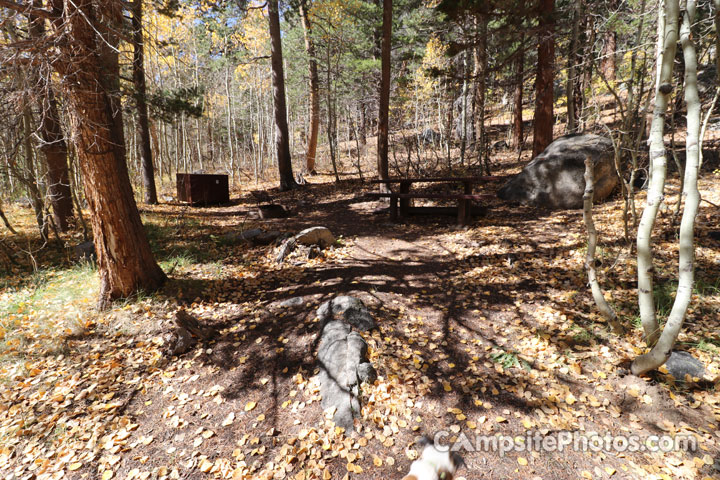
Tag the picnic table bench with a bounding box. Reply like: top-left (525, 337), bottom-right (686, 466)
top-left (366, 176), bottom-right (503, 225)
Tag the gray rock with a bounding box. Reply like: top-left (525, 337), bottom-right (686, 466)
top-left (275, 296), bottom-right (305, 308)
top-left (220, 228), bottom-right (264, 244)
top-left (275, 237), bottom-right (298, 263)
top-left (420, 128), bottom-right (442, 145)
top-left (74, 241), bottom-right (96, 263)
top-left (497, 134), bottom-right (619, 209)
top-left (491, 140), bottom-right (509, 151)
top-left (165, 326), bottom-right (195, 356)
top-left (15, 197), bottom-right (32, 208)
top-left (276, 227), bottom-right (335, 263)
top-left (317, 320), bottom-right (372, 430)
top-left (317, 296), bottom-right (376, 332)
top-left (665, 351), bottom-right (705, 381)
top-left (295, 226), bottom-right (335, 248)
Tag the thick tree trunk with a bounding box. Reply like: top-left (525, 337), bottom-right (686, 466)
top-left (268, 0), bottom-right (297, 191)
top-left (636, 0), bottom-right (679, 346)
top-left (600, 0), bottom-right (619, 82)
top-left (473, 13), bottom-right (488, 170)
top-left (513, 37), bottom-right (524, 150)
top-left (532, 0), bottom-right (555, 158)
top-left (132, 0), bottom-right (158, 205)
top-left (28, 14), bottom-right (73, 232)
top-left (377, 0), bottom-right (392, 185)
top-left (299, 0), bottom-right (320, 175)
top-left (566, 0), bottom-right (583, 133)
top-left (716, 0), bottom-right (720, 76)
top-left (632, 0), bottom-right (700, 376)
top-left (50, 0), bottom-right (166, 308)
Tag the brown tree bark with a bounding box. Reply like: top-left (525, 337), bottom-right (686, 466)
top-left (299, 0), bottom-right (320, 175)
top-left (532, 0), bottom-right (555, 158)
top-left (0, 199), bottom-right (17, 234)
top-left (473, 12), bottom-right (488, 170)
top-left (513, 35), bottom-right (524, 150)
top-left (50, 0), bottom-right (166, 308)
top-left (600, 0), bottom-right (618, 82)
top-left (268, 0), bottom-right (297, 191)
top-left (132, 0), bottom-right (158, 204)
top-left (28, 13), bottom-right (73, 232)
top-left (566, 0), bottom-right (583, 133)
top-left (377, 0), bottom-right (392, 185)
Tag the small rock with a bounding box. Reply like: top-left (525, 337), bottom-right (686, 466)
top-left (275, 297), bottom-right (305, 308)
top-left (665, 351), bottom-right (705, 381)
top-left (74, 241), bottom-right (96, 263)
top-left (420, 128), bottom-right (442, 145)
top-left (15, 197), bottom-right (32, 208)
top-left (220, 228), bottom-right (264, 244)
top-left (295, 227), bottom-right (335, 248)
top-left (491, 140), bottom-right (509, 150)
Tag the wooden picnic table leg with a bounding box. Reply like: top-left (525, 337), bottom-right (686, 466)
top-left (461, 181), bottom-right (472, 224)
top-left (399, 181), bottom-right (410, 216)
top-left (457, 199), bottom-right (467, 225)
top-left (463, 181), bottom-right (473, 195)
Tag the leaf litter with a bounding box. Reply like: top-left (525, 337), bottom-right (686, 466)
top-left (0, 171), bottom-right (719, 479)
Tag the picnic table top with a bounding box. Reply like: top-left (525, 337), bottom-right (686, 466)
top-left (366, 192), bottom-right (495, 200)
top-left (370, 175), bottom-right (504, 184)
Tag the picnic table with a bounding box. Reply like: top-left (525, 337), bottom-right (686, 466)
top-left (366, 176), bottom-right (504, 225)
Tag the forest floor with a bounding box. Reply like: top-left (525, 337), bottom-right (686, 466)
top-left (1, 149), bottom-right (720, 480)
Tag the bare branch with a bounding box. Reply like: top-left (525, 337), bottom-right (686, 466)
top-left (0, 0), bottom-right (57, 20)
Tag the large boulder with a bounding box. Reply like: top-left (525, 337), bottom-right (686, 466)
top-left (497, 134), bottom-right (619, 209)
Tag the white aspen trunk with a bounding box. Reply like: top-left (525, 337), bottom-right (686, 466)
top-left (636, 0), bottom-right (678, 346)
top-left (655, 0), bottom-right (666, 96)
top-left (583, 157), bottom-right (622, 332)
top-left (192, 37), bottom-right (203, 171)
top-left (224, 63), bottom-right (235, 185)
top-left (632, 0), bottom-right (702, 376)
